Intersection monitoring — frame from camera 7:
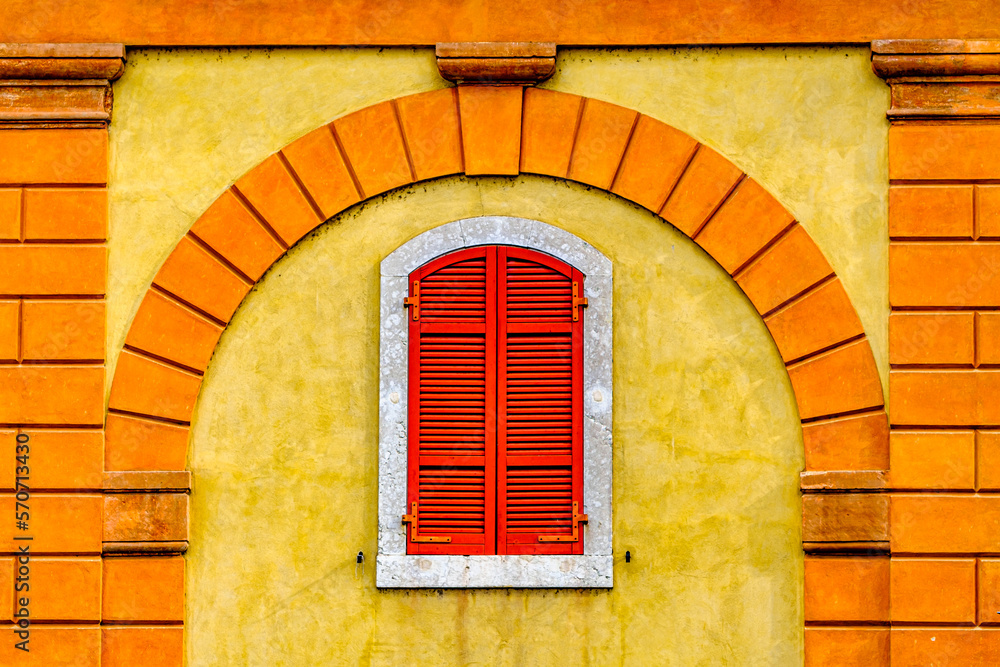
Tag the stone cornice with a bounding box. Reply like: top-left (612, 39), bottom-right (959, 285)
top-left (0, 43), bottom-right (126, 126)
top-left (873, 39), bottom-right (1000, 119)
top-left (436, 42), bottom-right (555, 85)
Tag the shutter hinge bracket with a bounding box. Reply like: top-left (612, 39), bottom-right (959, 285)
top-left (402, 501), bottom-right (452, 543)
top-left (404, 281), bottom-right (420, 321)
top-left (538, 502), bottom-right (588, 542)
top-left (572, 282), bottom-right (588, 322)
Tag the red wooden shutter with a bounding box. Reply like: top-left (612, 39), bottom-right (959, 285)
top-left (497, 246), bottom-right (585, 555)
top-left (405, 246), bottom-right (497, 554)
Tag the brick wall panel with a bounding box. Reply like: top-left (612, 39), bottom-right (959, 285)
top-left (0, 300), bottom-right (18, 362)
top-left (891, 629), bottom-right (1000, 667)
top-left (805, 628), bottom-right (889, 667)
top-left (152, 236), bottom-right (251, 323)
top-left (0, 129), bottom-right (107, 184)
top-left (889, 125), bottom-right (1000, 181)
top-left (889, 185), bottom-right (974, 239)
top-left (108, 351), bottom-right (201, 424)
top-left (0, 245), bottom-right (106, 296)
top-left (788, 339), bottom-right (884, 421)
top-left (889, 431), bottom-right (975, 489)
top-left (124, 290), bottom-right (223, 373)
top-left (103, 557), bottom-right (185, 622)
top-left (804, 556), bottom-right (890, 622)
top-left (890, 244), bottom-right (1000, 308)
top-left (102, 626), bottom-right (183, 667)
top-left (736, 225), bottom-right (833, 316)
top-left (0, 365), bottom-right (103, 425)
top-left (0, 626), bottom-right (100, 666)
top-left (889, 312), bottom-right (974, 366)
top-left (890, 558), bottom-right (976, 623)
top-left (31, 557), bottom-right (102, 621)
top-left (891, 495), bottom-right (1000, 553)
top-left (764, 278), bottom-right (864, 364)
top-left (0, 188), bottom-right (20, 240)
top-left (802, 412), bottom-right (890, 471)
top-left (20, 429), bottom-right (103, 490)
top-left (661, 146), bottom-right (743, 237)
top-left (0, 494), bottom-right (102, 554)
top-left (519, 87), bottom-right (581, 178)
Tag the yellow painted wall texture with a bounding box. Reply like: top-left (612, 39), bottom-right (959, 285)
top-left (106, 46), bottom-right (889, 665)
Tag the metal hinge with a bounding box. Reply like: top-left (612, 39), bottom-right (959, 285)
top-left (402, 501), bottom-right (451, 543)
top-left (572, 282), bottom-right (588, 322)
top-left (538, 502), bottom-right (588, 542)
top-left (403, 281), bottom-right (420, 321)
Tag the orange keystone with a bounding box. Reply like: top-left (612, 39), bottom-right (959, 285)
top-left (396, 88), bottom-right (464, 181)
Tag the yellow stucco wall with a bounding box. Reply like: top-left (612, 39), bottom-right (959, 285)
top-left (107, 46), bottom-right (889, 666)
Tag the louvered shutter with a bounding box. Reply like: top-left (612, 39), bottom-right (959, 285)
top-left (496, 246), bottom-right (585, 555)
top-left (405, 246), bottom-right (497, 554)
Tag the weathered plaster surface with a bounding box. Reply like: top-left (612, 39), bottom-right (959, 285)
top-left (377, 217), bottom-right (613, 587)
top-left (187, 175), bottom-right (803, 666)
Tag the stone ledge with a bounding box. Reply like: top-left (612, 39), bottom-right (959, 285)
top-left (801, 470), bottom-right (888, 493)
top-left (104, 471), bottom-right (192, 493)
top-left (436, 42), bottom-right (555, 85)
top-left (803, 493), bottom-right (889, 544)
top-left (376, 554), bottom-right (613, 588)
top-left (872, 39), bottom-right (1000, 118)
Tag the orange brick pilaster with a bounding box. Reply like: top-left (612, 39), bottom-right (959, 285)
top-left (875, 39), bottom-right (1000, 665)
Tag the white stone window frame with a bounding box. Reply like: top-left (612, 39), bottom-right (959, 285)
top-left (377, 216), bottom-right (613, 588)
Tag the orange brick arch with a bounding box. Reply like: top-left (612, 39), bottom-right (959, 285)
top-left (107, 86), bottom-right (887, 472)
top-left (104, 86), bottom-right (890, 664)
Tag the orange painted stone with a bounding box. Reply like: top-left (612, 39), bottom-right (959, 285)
top-left (0, 129), bottom-right (107, 184)
top-left (979, 559), bottom-right (1000, 625)
top-left (396, 88), bottom-right (464, 181)
top-left (890, 558), bottom-right (976, 624)
top-left (891, 629), bottom-right (1000, 667)
top-left (0, 626), bottom-right (100, 666)
top-left (891, 494), bottom-right (1000, 553)
top-left (125, 289), bottom-right (224, 373)
top-left (788, 339), bottom-right (884, 421)
top-left (281, 125), bottom-right (360, 220)
top-left (109, 351), bottom-right (202, 424)
top-left (890, 124), bottom-right (1000, 181)
top-left (104, 413), bottom-right (189, 472)
top-left (694, 178), bottom-right (794, 275)
top-left (977, 431), bottom-right (1000, 491)
top-left (889, 431), bottom-right (975, 489)
top-left (23, 187), bottom-right (107, 240)
top-left (0, 188), bottom-right (19, 240)
top-left (804, 556), bottom-right (889, 622)
top-left (980, 185), bottom-right (1000, 238)
top-left (0, 244), bottom-right (106, 295)
top-left (103, 557), bottom-right (185, 622)
top-left (736, 225), bottom-right (833, 316)
top-left (333, 101), bottom-right (413, 195)
top-left (764, 278), bottom-right (864, 364)
top-left (21, 300), bottom-right (105, 361)
top-left (889, 311), bottom-right (974, 366)
top-left (191, 187), bottom-right (286, 280)
top-left (612, 115), bottom-right (697, 213)
top-left (0, 494), bottom-right (102, 553)
top-left (0, 300), bottom-right (18, 362)
top-left (805, 628), bottom-right (889, 667)
top-left (17, 429), bottom-right (103, 490)
top-left (889, 185), bottom-right (974, 239)
top-left (567, 98), bottom-right (636, 189)
top-left (235, 154), bottom-right (322, 247)
top-left (102, 626), bottom-right (184, 667)
top-left (661, 145), bottom-right (743, 237)
top-left (0, 556), bottom-right (10, 620)
top-left (0, 365), bottom-right (104, 425)
top-left (458, 86), bottom-right (522, 176)
top-left (976, 312), bottom-right (1000, 365)
top-left (890, 370), bottom-right (1000, 426)
top-left (890, 243), bottom-right (1000, 308)
top-left (802, 411), bottom-right (890, 471)
top-left (519, 87), bottom-right (581, 178)
top-left (31, 557), bottom-right (102, 621)
top-left (152, 236), bottom-right (251, 323)
top-left (802, 493), bottom-right (889, 543)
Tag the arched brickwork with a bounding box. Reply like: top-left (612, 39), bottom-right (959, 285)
top-left (107, 86), bottom-right (888, 470)
top-left (103, 86), bottom-right (891, 664)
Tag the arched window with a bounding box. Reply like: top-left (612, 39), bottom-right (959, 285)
top-left (403, 245), bottom-right (587, 556)
top-left (377, 216), bottom-right (612, 588)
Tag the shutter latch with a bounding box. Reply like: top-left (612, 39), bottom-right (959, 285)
top-left (538, 502), bottom-right (589, 542)
top-left (404, 281), bottom-right (420, 321)
top-left (402, 501), bottom-right (452, 543)
top-left (571, 282), bottom-right (588, 322)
